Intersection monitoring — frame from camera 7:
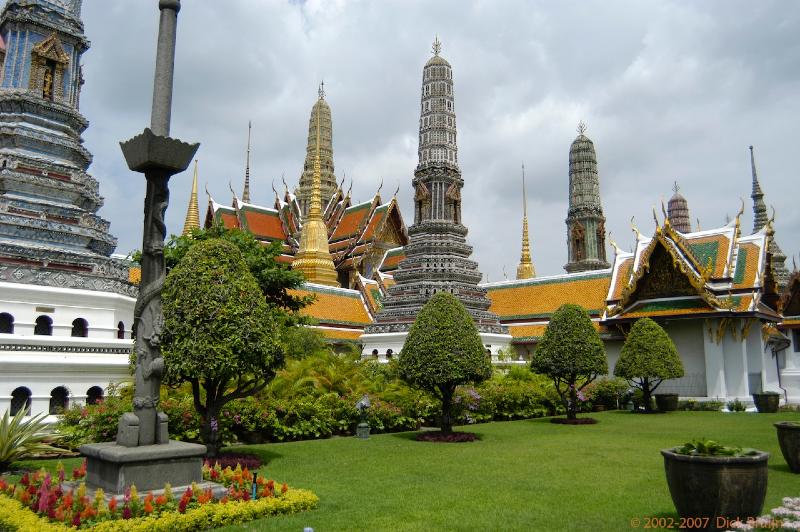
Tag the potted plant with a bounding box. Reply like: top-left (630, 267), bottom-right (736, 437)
top-left (655, 393), bottom-right (679, 412)
top-left (775, 421), bottom-right (800, 473)
top-left (752, 391), bottom-right (780, 413)
top-left (661, 439), bottom-right (768, 531)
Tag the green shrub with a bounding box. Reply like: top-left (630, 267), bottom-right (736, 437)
top-left (583, 377), bottom-right (630, 409)
top-left (727, 399), bottom-right (747, 412)
top-left (0, 410), bottom-right (63, 472)
top-left (672, 438), bottom-right (759, 457)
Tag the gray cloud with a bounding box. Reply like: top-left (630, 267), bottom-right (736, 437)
top-left (79, 0), bottom-right (799, 281)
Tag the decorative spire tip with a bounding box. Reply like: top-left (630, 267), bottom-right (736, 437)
top-left (577, 121), bottom-right (587, 136)
top-left (318, 80), bottom-right (325, 100)
top-left (672, 181), bottom-right (679, 194)
top-left (432, 35), bottom-right (442, 56)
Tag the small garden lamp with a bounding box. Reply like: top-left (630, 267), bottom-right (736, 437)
top-left (355, 394), bottom-right (370, 439)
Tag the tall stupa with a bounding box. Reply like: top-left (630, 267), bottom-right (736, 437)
top-left (361, 38), bottom-right (509, 358)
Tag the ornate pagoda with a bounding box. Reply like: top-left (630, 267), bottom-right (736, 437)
top-left (0, 0), bottom-right (134, 296)
top-left (564, 122), bottom-right (610, 273)
top-left (360, 38), bottom-right (509, 358)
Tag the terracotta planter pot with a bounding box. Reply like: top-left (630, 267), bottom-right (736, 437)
top-left (661, 448), bottom-right (768, 531)
top-left (655, 394), bottom-right (679, 412)
top-left (752, 393), bottom-right (780, 413)
top-left (775, 422), bottom-right (800, 473)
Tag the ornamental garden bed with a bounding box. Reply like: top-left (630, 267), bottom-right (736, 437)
top-left (0, 460), bottom-right (317, 530)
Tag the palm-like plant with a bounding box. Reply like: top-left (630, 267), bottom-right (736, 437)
top-left (0, 409), bottom-right (63, 472)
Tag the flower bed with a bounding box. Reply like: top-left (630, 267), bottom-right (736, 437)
top-left (727, 496), bottom-right (800, 530)
top-left (0, 461), bottom-right (317, 530)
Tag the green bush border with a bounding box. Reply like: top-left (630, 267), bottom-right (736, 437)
top-left (0, 488), bottom-right (318, 531)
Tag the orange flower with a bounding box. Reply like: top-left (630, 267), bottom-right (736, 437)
top-left (108, 497), bottom-right (117, 512)
top-left (143, 499), bottom-right (154, 513)
top-left (155, 494), bottom-right (167, 506)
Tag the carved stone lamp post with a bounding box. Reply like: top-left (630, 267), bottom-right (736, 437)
top-left (80, 0), bottom-right (206, 495)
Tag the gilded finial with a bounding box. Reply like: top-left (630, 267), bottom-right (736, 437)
top-left (182, 159), bottom-right (200, 236)
top-left (516, 162), bottom-right (535, 279)
top-left (696, 218), bottom-right (701, 231)
top-left (672, 181), bottom-right (680, 195)
top-left (661, 198), bottom-right (668, 223)
top-left (609, 231), bottom-right (623, 255)
top-left (318, 80), bottom-right (325, 100)
top-left (577, 121), bottom-right (587, 136)
top-left (652, 206), bottom-right (659, 229)
top-left (393, 184), bottom-right (400, 197)
top-left (281, 173), bottom-right (288, 193)
top-left (271, 180), bottom-right (279, 199)
top-left (432, 35), bottom-right (442, 56)
top-left (377, 178), bottom-right (383, 196)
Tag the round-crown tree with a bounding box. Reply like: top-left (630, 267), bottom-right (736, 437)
top-left (614, 317), bottom-right (683, 413)
top-left (531, 303), bottom-right (608, 420)
top-left (162, 238), bottom-right (285, 455)
top-left (398, 291), bottom-right (492, 434)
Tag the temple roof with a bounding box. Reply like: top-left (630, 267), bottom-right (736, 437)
top-left (603, 218), bottom-right (780, 323)
top-left (484, 270), bottom-right (611, 321)
top-left (289, 283), bottom-right (372, 342)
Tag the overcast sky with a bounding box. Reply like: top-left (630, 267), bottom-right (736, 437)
top-left (78, 0), bottom-right (799, 282)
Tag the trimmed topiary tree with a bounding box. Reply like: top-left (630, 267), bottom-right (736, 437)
top-left (614, 317), bottom-right (683, 413)
top-left (398, 292), bottom-right (492, 434)
top-left (531, 304), bottom-right (608, 420)
top-left (162, 239), bottom-right (285, 456)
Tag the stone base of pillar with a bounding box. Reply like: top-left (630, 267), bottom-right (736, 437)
top-left (80, 440), bottom-right (206, 494)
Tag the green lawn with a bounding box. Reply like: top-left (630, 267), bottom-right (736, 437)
top-left (216, 411), bottom-right (800, 531)
top-left (4, 412), bottom-right (797, 531)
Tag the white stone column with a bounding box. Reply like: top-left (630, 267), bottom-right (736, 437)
top-left (703, 320), bottom-right (727, 398)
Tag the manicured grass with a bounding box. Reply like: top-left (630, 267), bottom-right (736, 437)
top-left (215, 411), bottom-right (800, 531)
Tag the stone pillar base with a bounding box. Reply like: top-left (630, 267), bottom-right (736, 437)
top-left (80, 440), bottom-right (206, 494)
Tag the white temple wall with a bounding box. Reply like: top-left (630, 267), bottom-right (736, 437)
top-left (0, 282), bottom-right (135, 419)
top-left (655, 320), bottom-right (707, 397)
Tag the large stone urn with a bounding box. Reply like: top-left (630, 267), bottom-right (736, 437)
top-left (661, 448), bottom-right (768, 531)
top-left (775, 422), bottom-right (800, 473)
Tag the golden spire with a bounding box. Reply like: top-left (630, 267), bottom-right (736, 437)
top-left (181, 159), bottom-right (200, 236)
top-left (242, 121), bottom-right (251, 203)
top-left (291, 86), bottom-right (339, 287)
top-left (516, 162), bottom-right (535, 279)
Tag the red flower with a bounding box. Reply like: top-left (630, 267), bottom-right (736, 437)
top-left (108, 497), bottom-right (117, 512)
top-left (178, 498), bottom-right (188, 513)
top-left (122, 505), bottom-right (132, 519)
top-left (281, 482), bottom-right (288, 494)
top-left (72, 514), bottom-right (81, 527)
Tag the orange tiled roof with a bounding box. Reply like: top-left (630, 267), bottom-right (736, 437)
top-left (219, 211), bottom-right (239, 229)
top-left (289, 284), bottom-right (371, 326)
top-left (380, 248), bottom-right (405, 272)
top-left (314, 327), bottom-right (363, 341)
top-left (240, 207), bottom-right (286, 241)
top-left (507, 321), bottom-right (604, 343)
top-left (330, 201), bottom-right (372, 242)
top-left (486, 271), bottom-right (611, 320)
top-left (360, 205), bottom-right (389, 242)
top-left (609, 257), bottom-right (633, 301)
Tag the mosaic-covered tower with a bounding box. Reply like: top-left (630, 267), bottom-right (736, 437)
top-left (750, 145), bottom-right (789, 289)
top-left (667, 182), bottom-right (691, 233)
top-left (564, 123), bottom-right (610, 273)
top-left (296, 84), bottom-right (337, 219)
top-left (362, 38), bottom-right (508, 356)
top-left (0, 0), bottom-right (133, 296)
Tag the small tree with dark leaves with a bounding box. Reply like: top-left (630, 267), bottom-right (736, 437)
top-left (614, 317), bottom-right (683, 413)
top-left (531, 304), bottom-right (607, 420)
top-left (162, 239), bottom-right (284, 456)
top-left (398, 292), bottom-right (491, 434)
